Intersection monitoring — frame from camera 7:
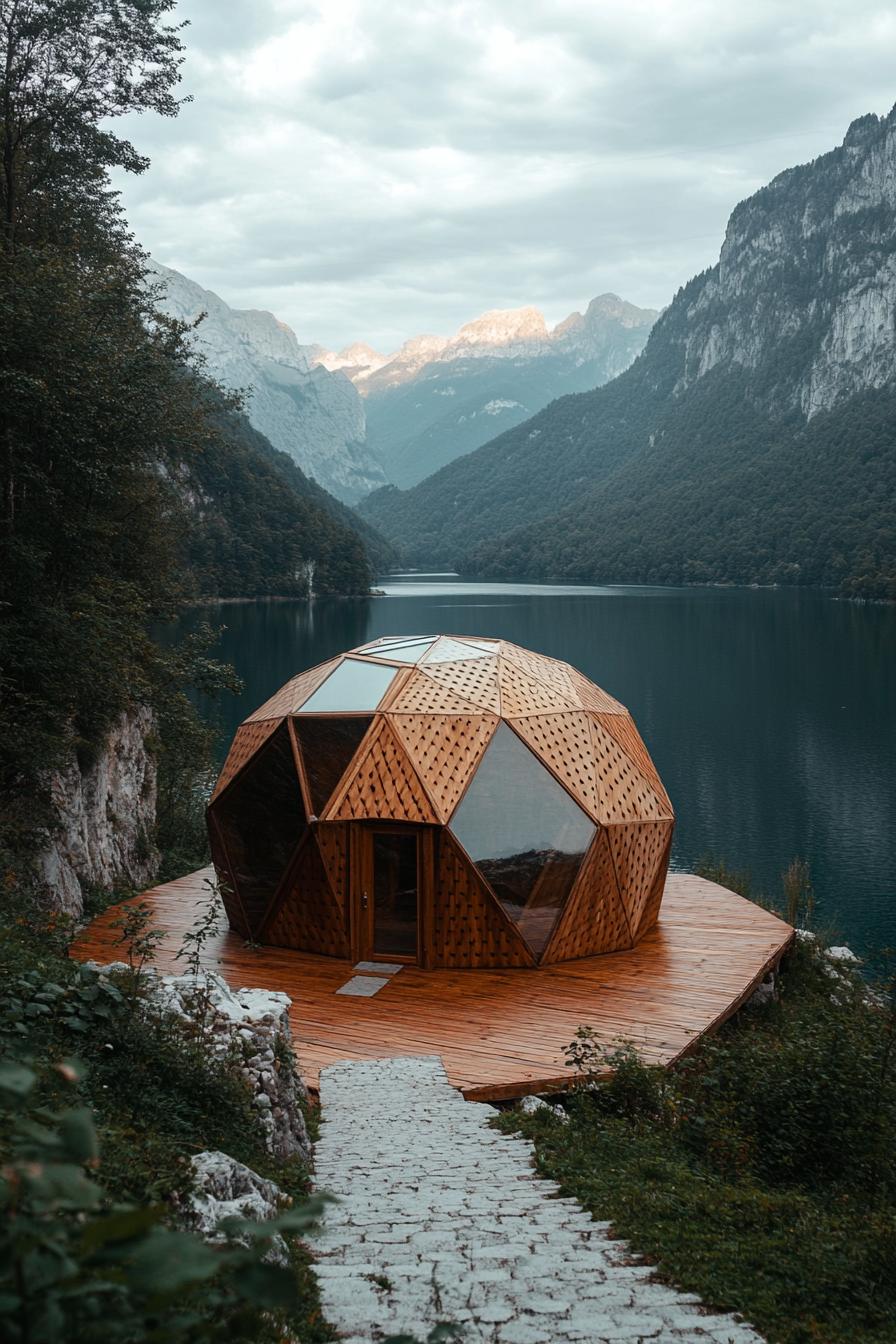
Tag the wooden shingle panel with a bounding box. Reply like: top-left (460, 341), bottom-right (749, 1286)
top-left (387, 668), bottom-right (486, 715)
top-left (541, 829), bottom-right (633, 962)
top-left (497, 657), bottom-right (578, 716)
top-left (606, 819), bottom-right (675, 933)
top-left (262, 836), bottom-right (350, 958)
top-left (589, 716), bottom-right (670, 824)
top-left (592, 711), bottom-right (674, 815)
top-left (211, 718), bottom-right (282, 801)
top-left (390, 713), bottom-right (498, 822)
top-left (324, 718), bottom-right (439, 824)
top-left (420, 657), bottom-right (502, 713)
top-left (498, 642), bottom-right (580, 702)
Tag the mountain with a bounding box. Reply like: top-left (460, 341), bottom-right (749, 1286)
top-left (180, 389), bottom-right (383, 597)
top-left (148, 261), bottom-right (388, 503)
top-left (358, 108), bottom-right (896, 598)
top-left (320, 295), bottom-right (656, 488)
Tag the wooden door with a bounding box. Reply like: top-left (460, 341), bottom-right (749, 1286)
top-left (354, 826), bottom-right (429, 964)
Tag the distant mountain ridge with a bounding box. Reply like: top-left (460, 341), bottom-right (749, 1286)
top-left (148, 261), bottom-right (387, 503)
top-left (358, 107), bottom-right (896, 597)
top-left (317, 294), bottom-right (657, 488)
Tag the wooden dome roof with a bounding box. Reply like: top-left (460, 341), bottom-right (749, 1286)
top-left (207, 636), bottom-right (675, 968)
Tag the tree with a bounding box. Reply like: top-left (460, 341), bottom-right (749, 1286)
top-left (0, 0), bottom-right (187, 248)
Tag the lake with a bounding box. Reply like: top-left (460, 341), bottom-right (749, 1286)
top-left (171, 577), bottom-right (896, 957)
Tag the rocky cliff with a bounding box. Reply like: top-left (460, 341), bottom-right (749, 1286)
top-left (326, 294), bottom-right (656, 488)
top-left (665, 110), bottom-right (896, 417)
top-left (36, 707), bottom-right (159, 916)
top-left (359, 107), bottom-right (896, 596)
top-left (148, 262), bottom-right (388, 503)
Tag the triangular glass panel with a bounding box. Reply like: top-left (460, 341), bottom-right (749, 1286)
top-left (449, 723), bottom-right (595, 958)
top-left (373, 640), bottom-right (437, 663)
top-left (423, 636), bottom-right (494, 663)
top-left (297, 658), bottom-right (397, 712)
top-left (367, 635), bottom-right (435, 653)
top-left (292, 716), bottom-right (372, 815)
top-left (208, 720), bottom-right (307, 935)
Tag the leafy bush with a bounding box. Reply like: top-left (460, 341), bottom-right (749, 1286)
top-left (500, 933), bottom-right (896, 1344)
top-left (0, 1057), bottom-right (327, 1344)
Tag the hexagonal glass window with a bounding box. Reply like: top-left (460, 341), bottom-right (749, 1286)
top-left (297, 658), bottom-right (397, 712)
top-left (449, 723), bottom-right (595, 957)
top-left (208, 721), bottom-right (306, 933)
top-left (292, 715), bottom-right (373, 815)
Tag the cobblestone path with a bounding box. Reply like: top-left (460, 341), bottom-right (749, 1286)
top-left (310, 1056), bottom-right (762, 1344)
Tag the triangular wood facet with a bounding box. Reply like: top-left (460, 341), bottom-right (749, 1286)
top-left (629, 831), bottom-right (672, 940)
top-left (421, 657), bottom-right (501, 712)
top-left (211, 718), bottom-right (282, 801)
top-left (316, 822), bottom-right (349, 916)
top-left (389, 713), bottom-right (498, 822)
top-left (566, 668), bottom-right (627, 714)
top-left (592, 712), bottom-right (674, 815)
top-left (589, 716), bottom-right (670, 824)
top-left (507, 713), bottom-right (599, 819)
top-left (262, 836), bottom-right (350, 957)
top-left (422, 636), bottom-right (494, 663)
top-left (497, 657), bottom-right (578, 716)
top-left (606, 820), bottom-right (675, 932)
top-left (245, 658), bottom-right (341, 722)
top-left (324, 718), bottom-right (439, 823)
top-left (498, 642), bottom-right (579, 702)
top-left (432, 833), bottom-right (534, 968)
top-left (542, 829), bottom-right (633, 963)
top-left (387, 667), bottom-right (485, 715)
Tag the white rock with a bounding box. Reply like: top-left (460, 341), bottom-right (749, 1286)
top-left (182, 1151), bottom-right (289, 1265)
top-left (519, 1095), bottom-right (569, 1123)
top-left (35, 706), bottom-right (159, 917)
top-left (826, 945), bottom-right (860, 963)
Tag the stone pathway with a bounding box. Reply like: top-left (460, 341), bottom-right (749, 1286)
top-left (310, 1056), bottom-right (762, 1344)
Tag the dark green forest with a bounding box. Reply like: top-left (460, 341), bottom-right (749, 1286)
top-left (0, 0), bottom-right (380, 859)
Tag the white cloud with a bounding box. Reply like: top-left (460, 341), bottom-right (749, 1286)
top-left (113, 0), bottom-right (896, 350)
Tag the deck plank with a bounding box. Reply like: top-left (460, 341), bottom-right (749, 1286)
top-left (71, 868), bottom-right (793, 1100)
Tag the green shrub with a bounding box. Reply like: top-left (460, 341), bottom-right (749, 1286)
top-left (500, 933), bottom-right (896, 1344)
top-left (0, 1056), bottom-right (328, 1344)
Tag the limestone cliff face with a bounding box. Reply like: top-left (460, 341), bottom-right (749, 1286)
top-left (663, 108), bottom-right (896, 417)
top-left (36, 707), bottom-right (158, 916)
top-left (148, 262), bottom-right (387, 503)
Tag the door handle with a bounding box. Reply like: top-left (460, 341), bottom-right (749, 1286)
top-left (361, 890), bottom-right (369, 910)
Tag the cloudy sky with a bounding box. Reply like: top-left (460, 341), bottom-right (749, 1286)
top-left (116, 0), bottom-right (896, 352)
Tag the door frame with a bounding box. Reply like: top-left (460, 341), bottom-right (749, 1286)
top-left (349, 823), bottom-right (434, 967)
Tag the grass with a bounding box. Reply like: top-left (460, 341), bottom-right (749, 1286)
top-left (496, 930), bottom-right (896, 1344)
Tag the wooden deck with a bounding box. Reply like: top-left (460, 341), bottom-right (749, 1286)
top-left (71, 869), bottom-right (793, 1101)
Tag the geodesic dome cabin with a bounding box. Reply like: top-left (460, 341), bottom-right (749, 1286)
top-left (206, 636), bottom-right (675, 969)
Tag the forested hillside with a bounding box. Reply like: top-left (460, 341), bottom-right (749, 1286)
top-left (359, 108), bottom-right (896, 598)
top-left (0, 0), bottom-right (379, 868)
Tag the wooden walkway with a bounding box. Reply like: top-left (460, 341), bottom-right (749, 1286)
top-left (71, 869), bottom-right (793, 1101)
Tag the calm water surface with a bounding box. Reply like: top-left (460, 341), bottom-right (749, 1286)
top-left (171, 578), bottom-right (896, 956)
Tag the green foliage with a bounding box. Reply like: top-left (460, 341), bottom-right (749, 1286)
top-left (0, 885), bottom-right (335, 1341)
top-left (0, 1), bottom-right (380, 873)
top-left (499, 934), bottom-right (896, 1344)
top-left (0, 1056), bottom-right (329, 1344)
